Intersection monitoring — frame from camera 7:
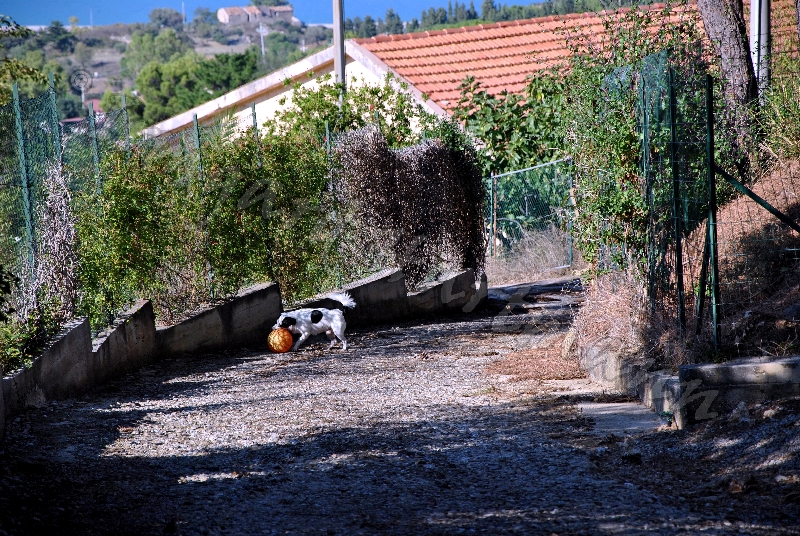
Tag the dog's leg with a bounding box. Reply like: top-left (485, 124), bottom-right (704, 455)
top-left (326, 329), bottom-right (336, 349)
top-left (292, 332), bottom-right (310, 351)
top-left (332, 323), bottom-right (347, 350)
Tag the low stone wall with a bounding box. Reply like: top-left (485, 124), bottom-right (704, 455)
top-left (679, 355), bottom-right (800, 426)
top-left (299, 269), bottom-right (484, 327)
top-left (157, 283), bottom-right (283, 357)
top-left (579, 335), bottom-right (800, 429)
top-left (577, 336), bottom-right (654, 395)
top-left (92, 300), bottom-right (158, 386)
top-left (1, 270), bottom-right (487, 438)
top-left (3, 318), bottom-right (92, 419)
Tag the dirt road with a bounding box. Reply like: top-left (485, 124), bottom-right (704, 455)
top-left (1, 279), bottom-right (798, 535)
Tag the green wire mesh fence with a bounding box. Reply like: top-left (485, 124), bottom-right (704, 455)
top-left (638, 39), bottom-right (800, 354)
top-left (485, 159), bottom-right (574, 276)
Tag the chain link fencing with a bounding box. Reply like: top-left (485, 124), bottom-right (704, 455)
top-left (638, 18), bottom-right (800, 357)
top-left (484, 159), bottom-right (575, 284)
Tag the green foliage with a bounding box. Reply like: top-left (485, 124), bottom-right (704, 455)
top-left (760, 56), bottom-right (800, 160)
top-left (0, 311), bottom-right (60, 374)
top-left (381, 10), bottom-right (404, 35)
top-left (0, 264), bottom-right (15, 323)
top-left (100, 89), bottom-right (145, 132)
top-left (344, 16), bottom-right (378, 38)
top-left (135, 52), bottom-right (202, 125)
top-left (120, 28), bottom-right (191, 80)
top-left (555, 3), bottom-right (705, 265)
top-left (412, 0), bottom-right (615, 31)
top-left (0, 15), bottom-right (48, 105)
top-left (455, 71), bottom-right (566, 175)
top-left (149, 8), bottom-right (185, 31)
top-left (75, 147), bottom-right (187, 327)
top-left (74, 121), bottom-right (334, 326)
top-left (190, 8), bottom-right (220, 39)
top-left (271, 73), bottom-right (438, 147)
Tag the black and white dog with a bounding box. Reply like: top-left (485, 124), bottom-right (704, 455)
top-left (273, 292), bottom-right (356, 351)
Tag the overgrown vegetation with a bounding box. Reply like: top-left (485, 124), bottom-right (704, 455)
top-left (0, 74), bottom-right (481, 376)
top-left (1, 8), bottom-right (331, 125)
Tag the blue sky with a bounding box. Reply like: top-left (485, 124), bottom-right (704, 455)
top-left (3, 0), bottom-right (462, 26)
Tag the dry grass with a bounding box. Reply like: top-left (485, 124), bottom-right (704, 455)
top-left (573, 269), bottom-right (654, 361)
top-left (486, 333), bottom-right (586, 381)
top-left (485, 225), bottom-right (585, 286)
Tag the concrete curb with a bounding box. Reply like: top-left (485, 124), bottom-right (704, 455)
top-left (580, 337), bottom-right (800, 429)
top-left (679, 356), bottom-right (800, 426)
top-left (3, 318), bottom-right (92, 420)
top-left (157, 282), bottom-right (283, 357)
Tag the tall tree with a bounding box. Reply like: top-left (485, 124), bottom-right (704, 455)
top-left (696, 0), bottom-right (757, 107)
top-left (0, 15), bottom-right (48, 105)
top-left (121, 28), bottom-right (191, 80)
top-left (149, 8), bottom-right (184, 30)
top-left (383, 9), bottom-right (404, 34)
top-left (481, 0), bottom-right (497, 20)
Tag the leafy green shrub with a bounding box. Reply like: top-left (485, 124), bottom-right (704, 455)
top-left (555, 3), bottom-right (706, 266)
top-left (761, 56), bottom-right (800, 160)
top-left (271, 73), bottom-right (440, 147)
top-left (455, 71), bottom-right (566, 175)
top-left (75, 122), bottom-right (334, 328)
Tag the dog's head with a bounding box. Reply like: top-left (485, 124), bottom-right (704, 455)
top-left (273, 314), bottom-right (297, 330)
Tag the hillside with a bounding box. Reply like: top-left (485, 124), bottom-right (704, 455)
top-left (3, 9), bottom-right (332, 127)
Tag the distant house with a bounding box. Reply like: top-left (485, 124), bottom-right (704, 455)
top-left (217, 5), bottom-right (294, 25)
top-left (217, 7), bottom-right (248, 25)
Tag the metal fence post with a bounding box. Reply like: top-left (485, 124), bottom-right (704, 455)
top-left (705, 74), bottom-right (721, 349)
top-left (88, 101), bottom-right (101, 193)
top-left (669, 67), bottom-right (686, 332)
top-left (12, 83), bottom-right (35, 273)
top-left (192, 113), bottom-right (204, 181)
top-left (121, 93), bottom-right (131, 156)
top-left (48, 72), bottom-right (62, 164)
top-left (492, 174), bottom-right (498, 257)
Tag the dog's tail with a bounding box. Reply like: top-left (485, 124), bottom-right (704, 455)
top-left (327, 291), bottom-right (356, 309)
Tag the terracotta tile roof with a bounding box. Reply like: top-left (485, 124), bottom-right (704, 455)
top-left (357, 1), bottom-right (797, 112)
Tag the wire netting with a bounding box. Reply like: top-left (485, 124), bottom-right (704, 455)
top-left (639, 12), bottom-right (800, 352)
top-left (486, 159), bottom-right (574, 276)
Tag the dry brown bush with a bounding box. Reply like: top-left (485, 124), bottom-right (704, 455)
top-left (485, 225), bottom-right (585, 286)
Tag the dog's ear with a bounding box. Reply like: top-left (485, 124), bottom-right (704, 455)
top-left (280, 316), bottom-right (297, 328)
top-left (310, 310), bottom-right (323, 324)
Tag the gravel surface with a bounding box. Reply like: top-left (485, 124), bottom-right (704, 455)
top-left (1, 278), bottom-right (799, 535)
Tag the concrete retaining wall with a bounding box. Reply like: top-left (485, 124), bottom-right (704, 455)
top-left (579, 334), bottom-right (800, 429)
top-left (1, 270), bottom-right (486, 439)
top-left (92, 300), bottom-right (158, 386)
top-left (157, 282), bottom-right (283, 357)
top-left (299, 269), bottom-right (484, 328)
top-left (577, 336), bottom-right (653, 395)
top-left (679, 356), bottom-right (800, 426)
top-left (3, 318), bottom-right (92, 419)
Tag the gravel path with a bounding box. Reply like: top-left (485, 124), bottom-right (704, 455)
top-left (1, 279), bottom-right (799, 535)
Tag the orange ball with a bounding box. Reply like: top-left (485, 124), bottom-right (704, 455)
top-left (268, 327), bottom-right (294, 353)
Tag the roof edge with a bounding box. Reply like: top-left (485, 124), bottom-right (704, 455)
top-left (345, 41), bottom-right (449, 118)
top-left (141, 46), bottom-right (335, 138)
